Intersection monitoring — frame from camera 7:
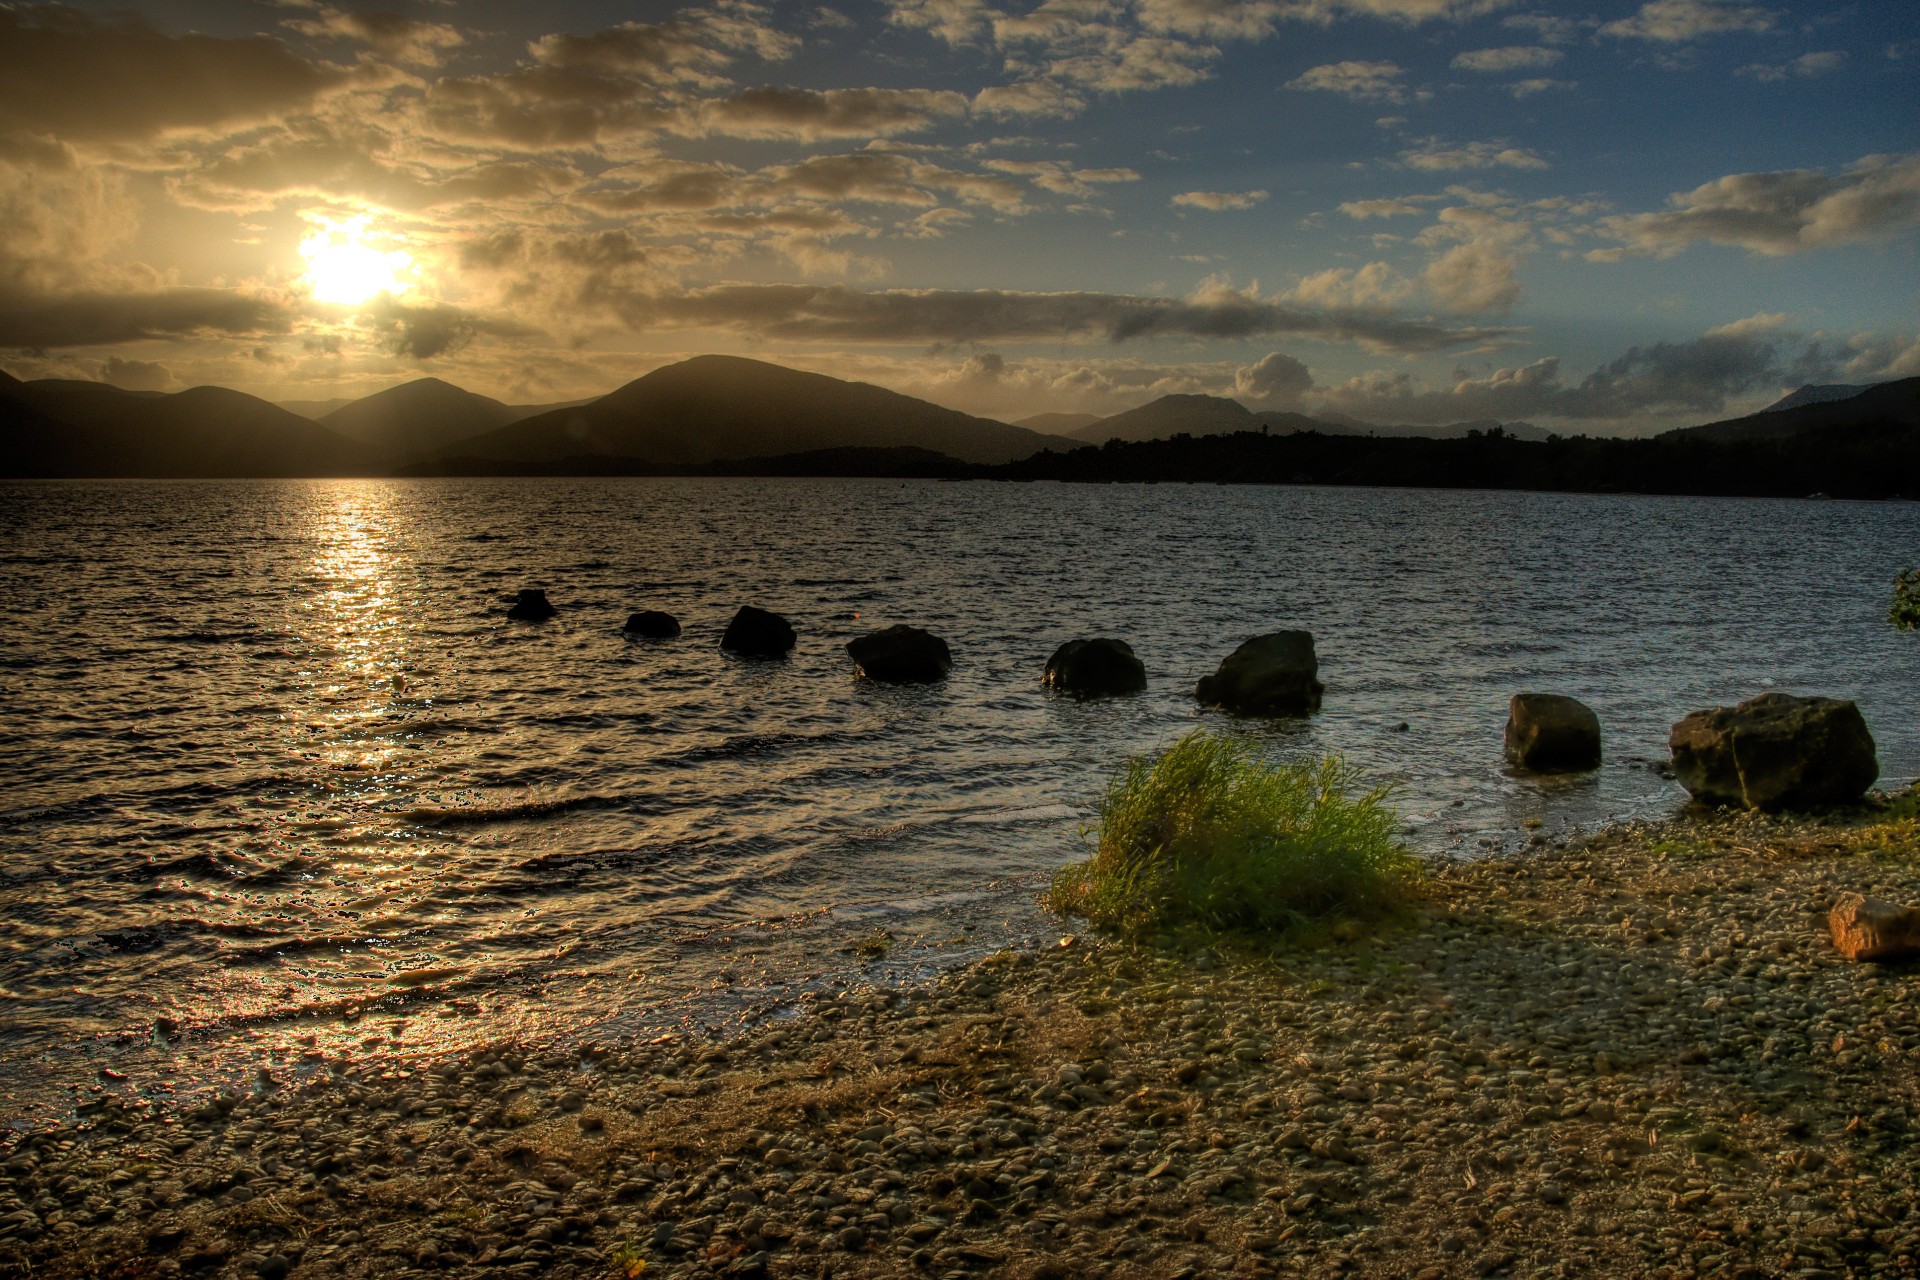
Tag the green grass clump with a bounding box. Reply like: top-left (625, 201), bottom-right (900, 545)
top-left (1892, 568), bottom-right (1920, 631)
top-left (1045, 731), bottom-right (1418, 935)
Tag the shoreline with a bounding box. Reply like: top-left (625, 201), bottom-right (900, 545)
top-left (3, 798), bottom-right (1918, 1279)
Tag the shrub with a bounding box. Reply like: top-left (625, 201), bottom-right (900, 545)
top-left (1045, 731), bottom-right (1418, 935)
top-left (1892, 568), bottom-right (1920, 631)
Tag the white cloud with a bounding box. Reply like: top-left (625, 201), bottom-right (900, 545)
top-left (1286, 60), bottom-right (1407, 102)
top-left (1233, 350), bottom-right (1313, 407)
top-left (1736, 50), bottom-right (1846, 82)
top-left (1600, 0), bottom-right (1774, 43)
top-left (1400, 138), bottom-right (1548, 170)
top-left (1422, 240), bottom-right (1521, 312)
top-left (1171, 189), bottom-right (1270, 210)
top-left (1597, 152), bottom-right (1920, 257)
top-left (1338, 197), bottom-right (1430, 218)
top-left (1287, 261), bottom-right (1415, 309)
top-left (1508, 77), bottom-right (1574, 97)
top-left (1450, 46), bottom-right (1562, 72)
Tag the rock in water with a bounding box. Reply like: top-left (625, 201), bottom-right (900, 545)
top-left (721, 605), bottom-right (796, 656)
top-left (1669, 692), bottom-right (1877, 809)
top-left (1195, 631), bottom-right (1323, 717)
top-left (1829, 893), bottom-right (1920, 962)
top-left (1504, 693), bottom-right (1602, 773)
top-left (506, 589), bottom-right (556, 621)
top-left (846, 625), bottom-right (952, 683)
top-left (1043, 638), bottom-right (1147, 697)
top-left (623, 610), bottom-right (681, 638)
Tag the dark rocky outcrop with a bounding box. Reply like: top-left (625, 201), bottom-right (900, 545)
top-left (721, 606), bottom-right (796, 656)
top-left (1043, 638), bottom-right (1146, 697)
top-left (1669, 692), bottom-right (1878, 810)
top-left (1504, 693), bottom-right (1602, 773)
top-left (623, 610), bottom-right (681, 638)
top-left (1195, 631), bottom-right (1323, 717)
top-left (846, 625), bottom-right (952, 684)
top-left (1829, 893), bottom-right (1920, 963)
top-left (506, 589), bottom-right (556, 621)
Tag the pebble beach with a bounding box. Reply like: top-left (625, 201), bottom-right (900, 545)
top-left (3, 796), bottom-right (1918, 1280)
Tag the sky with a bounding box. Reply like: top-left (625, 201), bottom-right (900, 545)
top-left (0, 0), bottom-right (1915, 432)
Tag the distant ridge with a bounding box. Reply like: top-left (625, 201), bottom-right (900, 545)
top-left (1068, 394), bottom-right (1260, 444)
top-left (320, 377), bottom-right (525, 459)
top-left (1760, 382), bottom-right (1882, 414)
top-left (1014, 411), bottom-right (1103, 433)
top-left (1, 377), bottom-right (379, 477)
top-left (444, 355), bottom-right (1074, 467)
top-left (1662, 377), bottom-right (1920, 444)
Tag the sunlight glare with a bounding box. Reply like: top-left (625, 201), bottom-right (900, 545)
top-left (300, 215), bottom-right (413, 306)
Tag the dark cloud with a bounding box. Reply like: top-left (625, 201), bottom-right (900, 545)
top-left (0, 7), bottom-right (351, 145)
top-left (367, 298), bottom-right (541, 361)
top-left (100, 355), bottom-right (174, 391)
top-left (684, 87), bottom-right (969, 141)
top-left (0, 287), bottom-right (290, 349)
top-left (1312, 320), bottom-right (1851, 425)
top-left (586, 281), bottom-right (1510, 351)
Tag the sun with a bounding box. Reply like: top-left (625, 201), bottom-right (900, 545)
top-left (300, 215), bottom-right (414, 306)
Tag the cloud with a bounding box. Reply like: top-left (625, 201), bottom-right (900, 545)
top-left (1399, 138), bottom-right (1547, 170)
top-left (1501, 13), bottom-right (1581, 43)
top-left (1287, 262), bottom-right (1416, 309)
top-left (1600, 0), bottom-right (1774, 43)
top-left (885, 0), bottom-right (996, 46)
top-left (1450, 46), bottom-right (1561, 72)
top-left (687, 87), bottom-right (971, 141)
top-left (1421, 241), bottom-right (1521, 313)
top-left (973, 80), bottom-right (1086, 118)
top-left (365, 296), bottom-right (541, 361)
top-left (1171, 189), bottom-right (1270, 211)
top-left (1597, 152), bottom-right (1920, 257)
top-left (1310, 321), bottom-right (1855, 426)
top-left (1507, 77), bottom-right (1574, 97)
top-left (287, 9), bottom-right (464, 67)
top-left (983, 159), bottom-right (1140, 196)
top-left (1286, 60), bottom-right (1407, 102)
top-left (0, 7), bottom-right (353, 146)
top-left (0, 287), bottom-right (292, 349)
top-left (567, 278), bottom-right (1510, 352)
top-left (1233, 351), bottom-right (1313, 407)
top-left (100, 355), bottom-right (175, 391)
top-left (1736, 50), bottom-right (1846, 82)
top-left (1338, 197), bottom-right (1433, 218)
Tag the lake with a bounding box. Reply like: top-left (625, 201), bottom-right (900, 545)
top-left (3, 478), bottom-right (1916, 1118)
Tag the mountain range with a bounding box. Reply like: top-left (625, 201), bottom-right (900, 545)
top-left (0, 358), bottom-right (1911, 479)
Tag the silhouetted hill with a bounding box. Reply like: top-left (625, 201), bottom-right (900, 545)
top-left (1015, 411), bottom-right (1103, 433)
top-left (444, 355), bottom-right (1072, 466)
top-left (320, 377), bottom-right (525, 459)
top-left (0, 378), bottom-right (380, 477)
top-left (1662, 378), bottom-right (1920, 444)
top-left (990, 419), bottom-right (1920, 499)
top-left (1068, 394), bottom-right (1257, 443)
top-left (1761, 382), bottom-right (1880, 414)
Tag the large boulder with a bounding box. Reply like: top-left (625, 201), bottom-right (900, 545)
top-left (1195, 631), bottom-right (1323, 717)
top-left (506, 588), bottom-right (556, 621)
top-left (721, 605), bottom-right (796, 656)
top-left (623, 610), bottom-right (681, 638)
top-left (1669, 692), bottom-right (1878, 810)
top-left (1504, 693), bottom-right (1602, 773)
top-left (1043, 638), bottom-right (1147, 697)
top-left (846, 625), bottom-right (952, 684)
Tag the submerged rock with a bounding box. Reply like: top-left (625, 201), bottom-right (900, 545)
top-left (721, 605), bottom-right (796, 656)
top-left (1043, 638), bottom-right (1146, 697)
top-left (1829, 893), bottom-right (1920, 962)
top-left (846, 625), bottom-right (951, 683)
top-left (623, 610), bottom-right (681, 639)
top-left (506, 589), bottom-right (556, 621)
top-left (1195, 631), bottom-right (1322, 717)
top-left (1505, 693), bottom-right (1602, 773)
top-left (1669, 692), bottom-right (1877, 810)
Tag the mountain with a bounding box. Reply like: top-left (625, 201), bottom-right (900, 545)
top-left (1068, 394), bottom-right (1261, 444)
top-left (279, 396), bottom-right (357, 419)
top-left (1663, 378), bottom-right (1920, 444)
top-left (1760, 383), bottom-right (1881, 414)
top-left (1, 377), bottom-right (380, 477)
top-left (319, 377), bottom-right (526, 459)
top-left (443, 355), bottom-right (1074, 467)
top-left (1015, 411), bottom-right (1103, 433)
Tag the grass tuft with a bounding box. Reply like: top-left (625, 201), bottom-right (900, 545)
top-left (1893, 567), bottom-right (1920, 631)
top-left (1044, 730), bottom-right (1419, 936)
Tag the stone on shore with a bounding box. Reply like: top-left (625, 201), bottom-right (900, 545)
top-left (622, 610), bottom-right (681, 639)
top-left (846, 625), bottom-right (952, 684)
top-left (1504, 693), bottom-right (1602, 773)
top-left (1669, 692), bottom-right (1877, 809)
top-left (1043, 638), bottom-right (1147, 697)
top-left (721, 606), bottom-right (796, 656)
top-left (1195, 630), bottom-right (1323, 717)
top-left (505, 588), bottom-right (556, 621)
top-left (1828, 893), bottom-right (1920, 962)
